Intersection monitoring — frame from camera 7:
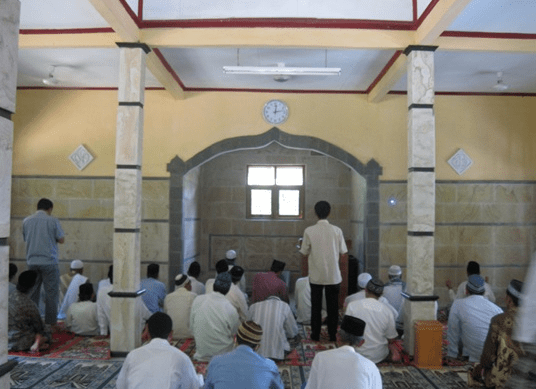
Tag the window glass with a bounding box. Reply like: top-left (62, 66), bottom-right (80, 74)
top-left (248, 167), bottom-right (275, 186)
top-left (279, 190), bottom-right (300, 216)
top-left (251, 189), bottom-right (272, 215)
top-left (276, 166), bottom-right (303, 186)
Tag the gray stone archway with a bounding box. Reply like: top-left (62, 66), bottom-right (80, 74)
top-left (166, 128), bottom-right (382, 288)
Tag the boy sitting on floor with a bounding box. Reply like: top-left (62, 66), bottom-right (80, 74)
top-left (66, 283), bottom-right (99, 336)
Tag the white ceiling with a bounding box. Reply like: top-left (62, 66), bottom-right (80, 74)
top-left (15, 0), bottom-right (536, 94)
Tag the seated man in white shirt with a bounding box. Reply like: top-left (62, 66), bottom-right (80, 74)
top-left (187, 261), bottom-right (205, 295)
top-left (227, 266), bottom-right (248, 322)
top-left (164, 274), bottom-right (197, 339)
top-left (96, 265), bottom-right (112, 294)
top-left (190, 272), bottom-right (240, 361)
top-left (305, 315), bottom-right (382, 389)
top-left (345, 278), bottom-right (398, 363)
top-left (58, 260), bottom-right (88, 320)
top-left (344, 273), bottom-right (398, 320)
top-left (446, 261), bottom-right (496, 303)
top-left (116, 312), bottom-right (202, 389)
top-left (66, 283), bottom-right (99, 336)
top-left (205, 259), bottom-right (229, 294)
top-left (248, 295), bottom-right (298, 360)
top-left (447, 274), bottom-right (503, 362)
top-left (294, 276), bottom-right (327, 325)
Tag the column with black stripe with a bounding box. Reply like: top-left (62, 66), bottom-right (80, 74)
top-left (403, 45), bottom-right (438, 355)
top-left (0, 0), bottom-right (21, 384)
top-left (111, 42), bottom-right (150, 356)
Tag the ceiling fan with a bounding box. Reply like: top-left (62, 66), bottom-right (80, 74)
top-left (492, 71), bottom-right (509, 92)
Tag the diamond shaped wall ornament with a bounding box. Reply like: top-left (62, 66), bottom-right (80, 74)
top-left (69, 145), bottom-right (94, 171)
top-left (448, 149), bottom-right (473, 175)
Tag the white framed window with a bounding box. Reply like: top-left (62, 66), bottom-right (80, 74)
top-left (246, 165), bottom-right (304, 219)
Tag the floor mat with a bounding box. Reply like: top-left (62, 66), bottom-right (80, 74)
top-left (10, 357), bottom-right (122, 389)
top-left (380, 366), bottom-right (469, 389)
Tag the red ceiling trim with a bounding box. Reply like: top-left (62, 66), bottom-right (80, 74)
top-left (20, 28), bottom-right (114, 34)
top-left (388, 90), bottom-right (536, 97)
top-left (117, 0), bottom-right (142, 29)
top-left (183, 87), bottom-right (365, 94)
top-left (365, 50), bottom-right (403, 94)
top-left (140, 18), bottom-right (414, 30)
top-left (152, 48), bottom-right (187, 89)
top-left (17, 86), bottom-right (166, 91)
top-left (415, 0), bottom-right (441, 29)
top-left (412, 0), bottom-right (418, 23)
top-left (441, 31), bottom-right (536, 39)
top-left (138, 0), bottom-right (143, 20)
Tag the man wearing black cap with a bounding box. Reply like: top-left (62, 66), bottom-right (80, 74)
top-left (345, 278), bottom-right (398, 363)
top-left (227, 266), bottom-right (249, 322)
top-left (300, 200), bottom-right (348, 342)
top-left (204, 321), bottom-right (284, 389)
top-left (472, 279), bottom-right (524, 387)
top-left (304, 315), bottom-right (382, 388)
top-left (190, 272), bottom-right (240, 361)
top-left (447, 274), bottom-right (503, 362)
top-left (251, 259), bottom-right (289, 304)
top-left (164, 273), bottom-right (197, 339)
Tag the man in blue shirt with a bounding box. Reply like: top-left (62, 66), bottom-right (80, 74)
top-left (23, 198), bottom-right (65, 325)
top-left (204, 320), bottom-right (284, 389)
top-left (140, 263), bottom-right (167, 313)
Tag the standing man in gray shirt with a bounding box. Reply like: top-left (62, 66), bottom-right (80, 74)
top-left (23, 198), bottom-right (65, 326)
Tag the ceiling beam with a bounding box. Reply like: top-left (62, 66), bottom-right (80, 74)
top-left (436, 36), bottom-right (536, 53)
top-left (142, 28), bottom-right (413, 50)
top-left (88, 0), bottom-right (184, 99)
top-left (415, 0), bottom-right (473, 45)
top-left (146, 51), bottom-right (184, 99)
top-left (367, 53), bottom-right (407, 103)
top-left (88, 0), bottom-right (139, 42)
top-left (19, 32), bottom-right (120, 49)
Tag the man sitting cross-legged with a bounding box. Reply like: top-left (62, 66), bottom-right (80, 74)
top-left (472, 279), bottom-right (524, 387)
top-left (248, 294), bottom-right (298, 360)
top-left (66, 283), bottom-right (99, 336)
top-left (164, 273), bottom-right (197, 339)
top-left (304, 315), bottom-right (382, 389)
top-left (58, 259), bottom-right (87, 319)
top-left (205, 259), bottom-right (229, 294)
top-left (227, 266), bottom-right (249, 322)
top-left (190, 272), bottom-right (239, 361)
top-left (8, 270), bottom-right (52, 352)
top-left (251, 259), bottom-right (289, 304)
top-left (345, 277), bottom-right (398, 363)
top-left (204, 321), bottom-right (284, 389)
top-left (116, 312), bottom-right (202, 389)
top-left (447, 274), bottom-right (503, 362)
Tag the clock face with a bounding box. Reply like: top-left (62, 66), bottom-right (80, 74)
top-left (263, 100), bottom-right (289, 125)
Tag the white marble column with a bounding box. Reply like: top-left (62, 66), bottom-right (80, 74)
top-left (110, 43), bottom-right (150, 356)
top-left (403, 46), bottom-right (438, 355)
top-left (0, 1), bottom-right (20, 387)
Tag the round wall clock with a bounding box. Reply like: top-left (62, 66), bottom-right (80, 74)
top-left (263, 100), bottom-right (289, 125)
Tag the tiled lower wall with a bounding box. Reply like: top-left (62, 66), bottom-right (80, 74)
top-left (9, 176), bottom-right (170, 289)
top-left (380, 180), bottom-right (536, 308)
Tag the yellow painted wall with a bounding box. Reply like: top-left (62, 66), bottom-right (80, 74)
top-left (12, 89), bottom-right (536, 180)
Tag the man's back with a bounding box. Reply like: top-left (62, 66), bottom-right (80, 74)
top-left (116, 338), bottom-right (200, 389)
top-left (248, 297), bottom-right (298, 360)
top-left (164, 287), bottom-right (197, 339)
top-left (345, 298), bottom-right (397, 363)
top-left (190, 293), bottom-right (239, 361)
top-left (23, 210), bottom-right (63, 264)
top-left (251, 272), bottom-right (287, 303)
top-left (204, 345), bottom-right (283, 389)
top-left (140, 277), bottom-right (167, 313)
top-left (66, 301), bottom-right (99, 336)
top-left (305, 346), bottom-right (382, 389)
top-left (447, 294), bottom-right (503, 362)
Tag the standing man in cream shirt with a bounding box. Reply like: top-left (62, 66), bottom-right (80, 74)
top-left (300, 201), bottom-right (348, 342)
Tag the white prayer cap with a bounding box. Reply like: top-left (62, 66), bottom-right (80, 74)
top-left (226, 250), bottom-right (237, 260)
top-left (358, 273), bottom-right (372, 289)
top-left (174, 273), bottom-right (190, 287)
top-left (70, 260), bottom-right (84, 270)
top-left (388, 265), bottom-right (402, 276)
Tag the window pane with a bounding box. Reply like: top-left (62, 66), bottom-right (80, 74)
top-left (279, 190), bottom-right (300, 216)
top-left (248, 167), bottom-right (275, 185)
top-left (276, 167), bottom-right (303, 186)
top-left (251, 189), bottom-right (272, 215)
